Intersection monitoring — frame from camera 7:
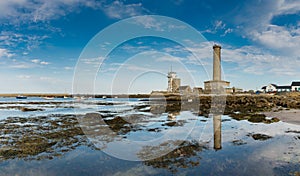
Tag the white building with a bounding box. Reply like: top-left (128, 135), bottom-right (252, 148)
top-left (266, 84), bottom-right (277, 92)
top-left (261, 82), bottom-right (300, 93)
top-left (291, 82), bottom-right (300, 91)
top-left (276, 86), bottom-right (291, 92)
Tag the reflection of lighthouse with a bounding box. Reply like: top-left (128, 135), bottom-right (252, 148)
top-left (213, 114), bottom-right (222, 150)
top-left (167, 69), bottom-right (180, 93)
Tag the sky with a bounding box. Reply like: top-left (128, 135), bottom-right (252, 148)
top-left (0, 0), bottom-right (300, 94)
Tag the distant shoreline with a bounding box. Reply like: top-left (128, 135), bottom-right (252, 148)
top-left (0, 92), bottom-right (299, 98)
top-left (0, 93), bottom-right (150, 98)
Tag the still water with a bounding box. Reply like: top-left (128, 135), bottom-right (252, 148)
top-left (0, 97), bottom-right (299, 175)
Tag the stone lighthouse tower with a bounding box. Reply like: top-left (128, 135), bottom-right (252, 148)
top-left (204, 44), bottom-right (230, 94)
top-left (213, 45), bottom-right (221, 81)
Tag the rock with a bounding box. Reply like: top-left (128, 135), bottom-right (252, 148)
top-left (232, 140), bottom-right (247, 146)
top-left (251, 133), bottom-right (272, 141)
top-left (20, 107), bottom-right (43, 112)
top-left (248, 114), bottom-right (266, 123)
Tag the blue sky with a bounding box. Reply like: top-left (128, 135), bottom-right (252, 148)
top-left (0, 0), bottom-right (299, 93)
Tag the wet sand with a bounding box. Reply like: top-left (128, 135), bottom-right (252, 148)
top-left (264, 109), bottom-right (300, 125)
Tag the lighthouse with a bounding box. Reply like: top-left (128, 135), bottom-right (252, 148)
top-left (167, 70), bottom-right (180, 93)
top-left (204, 44), bottom-right (230, 94)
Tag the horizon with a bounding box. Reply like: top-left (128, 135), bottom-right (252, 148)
top-left (0, 1), bottom-right (300, 94)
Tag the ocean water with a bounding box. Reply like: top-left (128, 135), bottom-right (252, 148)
top-left (0, 97), bottom-right (299, 175)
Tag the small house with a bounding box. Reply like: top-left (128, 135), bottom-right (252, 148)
top-left (193, 87), bottom-right (203, 94)
top-left (276, 85), bottom-right (291, 92)
top-left (262, 84), bottom-right (277, 93)
top-left (179, 85), bottom-right (192, 95)
top-left (291, 82), bottom-right (300, 91)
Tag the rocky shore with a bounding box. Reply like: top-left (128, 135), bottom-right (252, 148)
top-left (224, 94), bottom-right (300, 124)
top-left (0, 115), bottom-right (90, 160)
top-left (157, 93), bottom-right (300, 124)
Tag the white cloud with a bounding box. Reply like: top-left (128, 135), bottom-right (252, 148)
top-left (31, 59), bottom-right (40, 64)
top-left (0, 48), bottom-right (14, 58)
top-left (250, 25), bottom-right (300, 56)
top-left (0, 0), bottom-right (148, 56)
top-left (0, 0), bottom-right (148, 23)
top-left (223, 28), bottom-right (233, 35)
top-left (40, 61), bottom-right (49, 65)
top-left (32, 0), bottom-right (101, 22)
top-left (64, 66), bottom-right (73, 70)
top-left (125, 64), bottom-right (151, 71)
top-left (214, 20), bottom-right (226, 30)
top-left (120, 44), bottom-right (152, 52)
top-left (103, 0), bottom-right (146, 19)
top-left (39, 76), bottom-right (61, 83)
top-left (0, 0), bottom-right (101, 22)
top-left (39, 76), bottom-right (52, 80)
top-left (221, 45), bottom-right (300, 76)
top-left (81, 57), bottom-right (104, 65)
top-left (132, 16), bottom-right (187, 32)
top-left (203, 20), bottom-right (232, 36)
top-left (0, 31), bottom-right (49, 51)
top-left (276, 0), bottom-right (300, 15)
top-left (155, 55), bottom-right (182, 62)
top-left (10, 64), bottom-right (31, 69)
top-left (234, 0), bottom-right (300, 57)
top-left (132, 16), bottom-right (165, 31)
top-left (0, 0), bottom-right (28, 19)
top-left (17, 75), bottom-right (31, 79)
top-left (31, 59), bottom-right (50, 65)
top-left (178, 40), bottom-right (300, 76)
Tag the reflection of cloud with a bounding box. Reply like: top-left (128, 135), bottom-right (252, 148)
top-left (247, 122), bottom-right (300, 164)
top-left (113, 165), bottom-right (159, 176)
